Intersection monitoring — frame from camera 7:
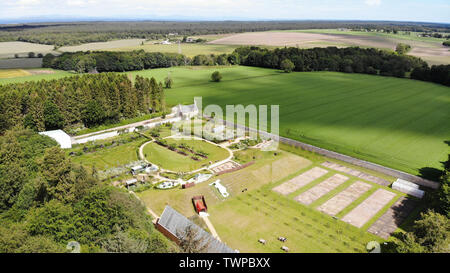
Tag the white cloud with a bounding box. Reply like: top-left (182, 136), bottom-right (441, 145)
top-left (365, 0), bottom-right (381, 6)
top-left (17, 0), bottom-right (41, 5)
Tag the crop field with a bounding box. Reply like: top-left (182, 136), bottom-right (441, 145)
top-left (0, 41), bottom-right (56, 59)
top-left (59, 39), bottom-right (146, 52)
top-left (143, 138), bottom-right (230, 172)
top-left (129, 66), bottom-right (450, 175)
top-left (0, 69), bottom-right (72, 84)
top-left (210, 31), bottom-right (450, 65)
top-left (108, 43), bottom-right (240, 57)
top-left (0, 69), bottom-right (31, 79)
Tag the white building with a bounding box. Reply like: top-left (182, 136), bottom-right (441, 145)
top-left (213, 125), bottom-right (225, 134)
top-left (39, 129), bottom-right (72, 149)
top-left (172, 100), bottom-right (199, 120)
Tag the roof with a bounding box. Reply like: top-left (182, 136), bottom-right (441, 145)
top-left (394, 179), bottom-right (419, 189)
top-left (158, 205), bottom-right (235, 253)
top-left (39, 129), bottom-right (72, 149)
top-left (179, 104), bottom-right (198, 114)
top-left (125, 179), bottom-right (138, 185)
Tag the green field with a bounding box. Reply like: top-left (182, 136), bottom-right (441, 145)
top-left (143, 138), bottom-right (230, 172)
top-left (2, 65), bottom-right (448, 175)
top-left (130, 66), bottom-right (450, 175)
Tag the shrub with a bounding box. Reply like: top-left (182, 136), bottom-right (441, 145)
top-left (164, 76), bottom-right (173, 88)
top-left (280, 59), bottom-right (295, 73)
top-left (211, 71), bottom-right (222, 82)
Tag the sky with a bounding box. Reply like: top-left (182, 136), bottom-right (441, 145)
top-left (1, 0), bottom-right (449, 24)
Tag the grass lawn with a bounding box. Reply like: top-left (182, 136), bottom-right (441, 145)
top-left (129, 66), bottom-right (450, 176)
top-left (137, 147), bottom-right (312, 216)
top-left (209, 189), bottom-right (380, 253)
top-left (143, 138), bottom-right (230, 172)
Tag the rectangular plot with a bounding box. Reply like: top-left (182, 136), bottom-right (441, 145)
top-left (341, 189), bottom-right (396, 228)
top-left (367, 197), bottom-right (418, 239)
top-left (272, 167), bottom-right (328, 196)
top-left (294, 174), bottom-right (349, 205)
top-left (321, 161), bottom-right (391, 186)
top-left (318, 181), bottom-right (372, 216)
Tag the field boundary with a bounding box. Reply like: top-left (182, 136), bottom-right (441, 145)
top-left (213, 117), bottom-right (440, 189)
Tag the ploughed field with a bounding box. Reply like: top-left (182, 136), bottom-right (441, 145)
top-left (130, 66), bottom-right (450, 175)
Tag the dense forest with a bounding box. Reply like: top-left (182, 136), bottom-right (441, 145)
top-left (43, 51), bottom-right (186, 72)
top-left (1, 21), bottom-right (449, 46)
top-left (0, 73), bottom-right (166, 134)
top-left (0, 128), bottom-right (172, 253)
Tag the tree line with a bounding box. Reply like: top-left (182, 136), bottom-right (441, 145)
top-left (233, 46), bottom-right (427, 78)
top-left (1, 21), bottom-right (448, 46)
top-left (43, 46), bottom-right (450, 87)
top-left (0, 128), bottom-right (172, 252)
top-left (0, 73), bottom-right (166, 134)
top-left (411, 65), bottom-right (450, 86)
top-left (43, 50), bottom-right (186, 73)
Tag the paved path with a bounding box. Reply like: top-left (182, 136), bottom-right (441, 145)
top-left (201, 215), bottom-right (221, 241)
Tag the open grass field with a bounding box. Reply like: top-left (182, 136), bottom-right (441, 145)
top-left (143, 138), bottom-right (230, 172)
top-left (2, 65), bottom-right (448, 175)
top-left (129, 66), bottom-right (450, 176)
top-left (108, 43), bottom-right (240, 57)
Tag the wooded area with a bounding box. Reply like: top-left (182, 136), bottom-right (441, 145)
top-left (0, 73), bottom-right (166, 134)
top-left (0, 128), bottom-right (171, 253)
